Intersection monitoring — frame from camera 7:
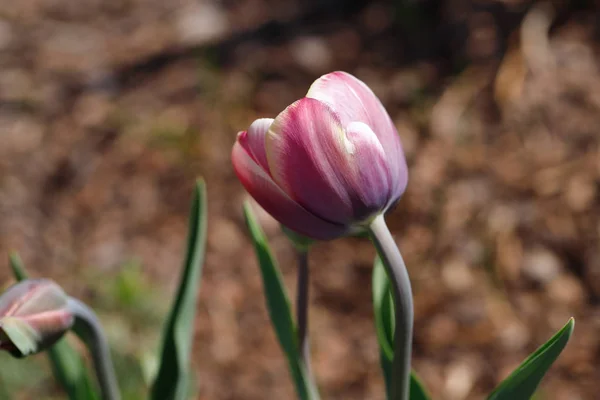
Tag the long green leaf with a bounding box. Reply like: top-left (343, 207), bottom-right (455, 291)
top-left (373, 257), bottom-right (395, 361)
top-left (8, 253), bottom-right (27, 281)
top-left (0, 373), bottom-right (9, 400)
top-left (47, 340), bottom-right (100, 400)
top-left (487, 318), bottom-right (574, 400)
top-left (243, 203), bottom-right (319, 400)
top-left (372, 256), bottom-right (430, 400)
top-left (408, 371), bottom-right (429, 400)
top-left (150, 179), bottom-right (207, 400)
top-left (8, 252), bottom-right (99, 400)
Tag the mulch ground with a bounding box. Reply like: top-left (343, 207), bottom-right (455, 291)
top-left (1, 1), bottom-right (599, 399)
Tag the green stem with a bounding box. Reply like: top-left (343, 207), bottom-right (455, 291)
top-left (67, 298), bottom-right (120, 400)
top-left (295, 249), bottom-right (320, 400)
top-left (296, 249), bottom-right (311, 376)
top-left (368, 215), bottom-right (413, 400)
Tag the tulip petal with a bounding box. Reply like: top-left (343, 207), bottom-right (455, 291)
top-left (232, 141), bottom-right (347, 240)
top-left (266, 98), bottom-right (398, 223)
top-left (306, 71), bottom-right (408, 200)
top-left (343, 121), bottom-right (392, 217)
top-left (237, 118), bottom-right (274, 172)
top-left (266, 98), bottom-right (359, 224)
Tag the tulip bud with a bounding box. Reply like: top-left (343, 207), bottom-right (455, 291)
top-left (0, 279), bottom-right (74, 358)
top-left (232, 71), bottom-right (408, 240)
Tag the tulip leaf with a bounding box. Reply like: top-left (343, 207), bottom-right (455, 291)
top-left (372, 256), bottom-right (430, 400)
top-left (8, 253), bottom-right (27, 281)
top-left (243, 203), bottom-right (320, 400)
top-left (487, 318), bottom-right (574, 400)
top-left (0, 317), bottom-right (42, 357)
top-left (151, 179), bottom-right (207, 400)
top-left (47, 339), bottom-right (101, 400)
top-left (8, 252), bottom-right (99, 400)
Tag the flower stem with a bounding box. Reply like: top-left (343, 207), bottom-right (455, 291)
top-left (67, 298), bottom-right (120, 400)
top-left (368, 215), bottom-right (413, 400)
top-left (296, 249), bottom-right (311, 374)
top-left (296, 249), bottom-right (321, 400)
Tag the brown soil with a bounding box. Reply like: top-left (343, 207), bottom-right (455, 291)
top-left (1, 1), bottom-right (599, 399)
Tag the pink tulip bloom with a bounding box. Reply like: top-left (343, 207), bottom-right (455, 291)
top-left (232, 71), bottom-right (408, 240)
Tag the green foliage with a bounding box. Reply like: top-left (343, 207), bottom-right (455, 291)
top-left (112, 261), bottom-right (147, 308)
top-left (150, 179), bottom-right (207, 400)
top-left (81, 259), bottom-right (169, 398)
top-left (0, 352), bottom-right (48, 399)
top-left (8, 252), bottom-right (99, 400)
top-left (281, 226), bottom-right (313, 252)
top-left (373, 257), bottom-right (395, 361)
top-left (92, 260), bottom-right (165, 327)
top-left (47, 340), bottom-right (100, 400)
top-left (110, 350), bottom-right (148, 400)
top-left (8, 253), bottom-right (27, 281)
top-left (243, 203), bottom-right (320, 400)
top-left (488, 318), bottom-right (575, 400)
top-left (372, 256), bottom-right (429, 400)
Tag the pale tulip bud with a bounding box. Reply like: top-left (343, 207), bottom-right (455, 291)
top-left (0, 279), bottom-right (74, 358)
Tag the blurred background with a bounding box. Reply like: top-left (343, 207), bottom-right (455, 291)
top-left (0, 0), bottom-right (599, 399)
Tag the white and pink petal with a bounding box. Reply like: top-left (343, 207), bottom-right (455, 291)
top-left (343, 121), bottom-right (393, 219)
top-left (265, 98), bottom-right (356, 224)
top-left (306, 71), bottom-right (408, 198)
top-left (231, 140), bottom-right (347, 240)
top-left (236, 118), bottom-right (274, 172)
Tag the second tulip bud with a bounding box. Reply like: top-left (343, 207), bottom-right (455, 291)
top-left (0, 279), bottom-right (74, 358)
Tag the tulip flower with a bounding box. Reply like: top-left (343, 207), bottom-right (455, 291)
top-left (0, 279), bottom-right (73, 357)
top-left (0, 277), bottom-right (120, 399)
top-left (232, 71), bottom-right (408, 240)
top-left (234, 71), bottom-right (414, 400)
